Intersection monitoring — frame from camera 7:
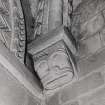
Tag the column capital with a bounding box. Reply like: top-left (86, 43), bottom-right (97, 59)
top-left (28, 26), bottom-right (78, 92)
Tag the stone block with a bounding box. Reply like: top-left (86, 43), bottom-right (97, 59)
top-left (0, 63), bottom-right (41, 105)
top-left (99, 27), bottom-right (105, 46)
top-left (76, 72), bottom-right (104, 95)
top-left (28, 26), bottom-right (77, 91)
top-left (27, 95), bottom-right (41, 105)
top-left (60, 72), bottom-right (104, 103)
top-left (46, 93), bottom-right (60, 105)
top-left (80, 87), bottom-right (105, 105)
top-left (73, 0), bottom-right (105, 25)
top-left (102, 9), bottom-right (105, 19)
top-left (0, 40), bottom-right (42, 98)
top-left (64, 101), bottom-right (79, 105)
top-left (79, 34), bottom-right (101, 58)
top-left (78, 48), bottom-right (105, 77)
top-left (81, 13), bottom-right (104, 39)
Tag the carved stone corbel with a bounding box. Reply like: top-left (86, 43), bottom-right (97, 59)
top-left (28, 26), bottom-right (78, 91)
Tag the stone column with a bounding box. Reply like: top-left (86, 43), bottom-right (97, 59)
top-left (48, 0), bottom-right (63, 31)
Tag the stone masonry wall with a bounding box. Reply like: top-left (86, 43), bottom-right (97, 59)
top-left (45, 1), bottom-right (105, 105)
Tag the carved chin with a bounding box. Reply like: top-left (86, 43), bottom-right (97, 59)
top-left (42, 70), bottom-right (74, 90)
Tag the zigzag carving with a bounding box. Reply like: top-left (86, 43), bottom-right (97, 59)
top-left (0, 0), bottom-right (26, 63)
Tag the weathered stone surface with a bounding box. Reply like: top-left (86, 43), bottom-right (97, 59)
top-left (80, 87), bottom-right (105, 105)
top-left (72, 0), bottom-right (105, 40)
top-left (48, 0), bottom-right (63, 31)
top-left (73, 0), bottom-right (105, 24)
top-left (102, 9), bottom-right (105, 19)
top-left (78, 48), bottom-right (105, 77)
top-left (73, 0), bottom-right (82, 9)
top-left (28, 26), bottom-right (77, 55)
top-left (99, 27), bottom-right (105, 46)
top-left (33, 41), bottom-right (75, 90)
top-left (64, 101), bottom-right (79, 105)
top-left (101, 66), bottom-right (105, 82)
top-left (28, 26), bottom-right (78, 91)
top-left (0, 40), bottom-right (42, 99)
top-left (79, 33), bottom-right (102, 58)
top-left (60, 72), bottom-right (104, 103)
top-left (27, 94), bottom-right (41, 105)
top-left (21, 0), bottom-right (35, 42)
top-left (80, 14), bottom-right (104, 39)
top-left (0, 0), bottom-right (26, 63)
top-left (0, 63), bottom-right (41, 105)
top-left (46, 93), bottom-right (60, 105)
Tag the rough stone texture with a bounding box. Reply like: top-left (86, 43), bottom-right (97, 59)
top-left (78, 48), bottom-right (105, 77)
top-left (1, 0), bottom-right (105, 105)
top-left (79, 33), bottom-right (102, 58)
top-left (28, 26), bottom-right (78, 91)
top-left (99, 27), bottom-right (105, 47)
top-left (0, 40), bottom-right (43, 99)
top-left (80, 13), bottom-right (104, 39)
top-left (64, 101), bottom-right (79, 105)
top-left (0, 0), bottom-right (26, 63)
top-left (0, 63), bottom-right (41, 105)
top-left (21, 0), bottom-right (36, 42)
top-left (72, 0), bottom-right (105, 40)
top-left (80, 87), bottom-right (105, 105)
top-left (46, 71), bottom-right (105, 105)
top-left (73, 0), bottom-right (82, 9)
top-left (73, 0), bottom-right (105, 24)
top-left (60, 72), bottom-right (104, 103)
top-left (46, 93), bottom-right (60, 105)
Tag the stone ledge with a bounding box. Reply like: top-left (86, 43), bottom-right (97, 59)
top-left (28, 26), bottom-right (77, 56)
top-left (46, 71), bottom-right (105, 105)
top-left (0, 40), bottom-right (43, 99)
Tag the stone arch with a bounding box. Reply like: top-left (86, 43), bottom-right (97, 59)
top-left (0, 0), bottom-right (26, 63)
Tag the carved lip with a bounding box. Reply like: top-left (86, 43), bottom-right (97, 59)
top-left (42, 70), bottom-right (74, 90)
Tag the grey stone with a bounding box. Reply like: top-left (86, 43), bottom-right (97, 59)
top-left (80, 14), bottom-right (104, 39)
top-left (73, 0), bottom-right (105, 24)
top-left (46, 93), bottom-right (60, 105)
top-left (80, 87), bottom-right (105, 105)
top-left (78, 48), bottom-right (105, 77)
top-left (99, 27), bottom-right (105, 46)
top-left (60, 72), bottom-right (104, 103)
top-left (72, 0), bottom-right (105, 40)
top-left (64, 101), bottom-right (79, 105)
top-left (0, 63), bottom-right (41, 105)
top-left (79, 33), bottom-right (102, 58)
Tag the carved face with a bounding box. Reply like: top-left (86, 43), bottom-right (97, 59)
top-left (48, 50), bottom-right (71, 70)
top-left (35, 49), bottom-right (74, 90)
